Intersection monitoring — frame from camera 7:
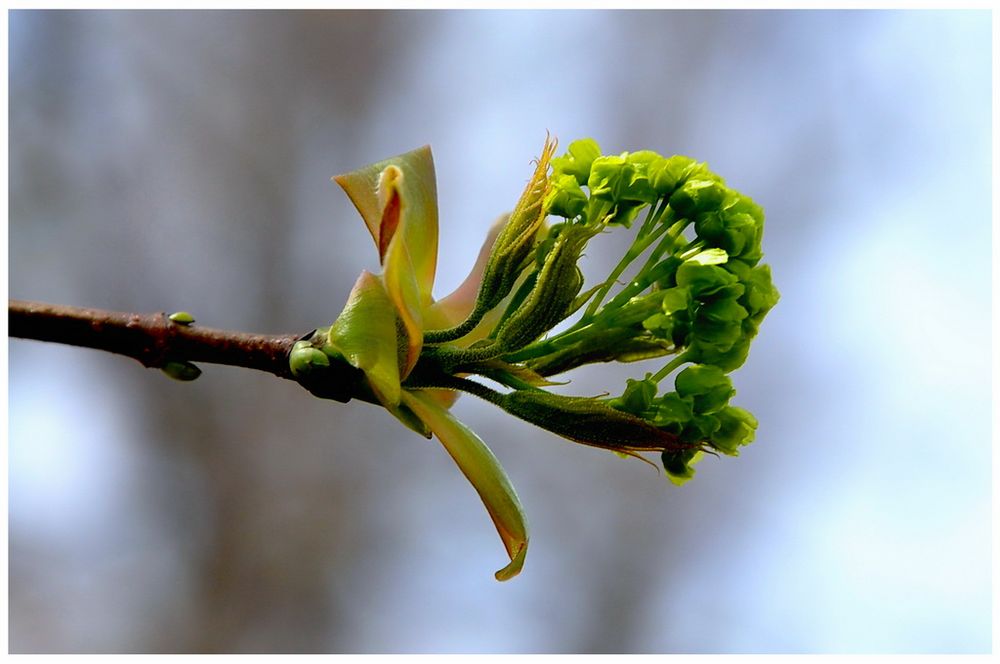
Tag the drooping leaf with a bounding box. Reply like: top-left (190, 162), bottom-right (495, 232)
top-left (401, 390), bottom-right (529, 581)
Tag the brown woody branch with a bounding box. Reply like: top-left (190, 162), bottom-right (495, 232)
top-left (8, 299), bottom-right (301, 380)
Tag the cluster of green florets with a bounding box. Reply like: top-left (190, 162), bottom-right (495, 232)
top-left (311, 138), bottom-right (779, 486)
top-left (296, 138), bottom-right (780, 583)
top-left (524, 139), bottom-right (780, 482)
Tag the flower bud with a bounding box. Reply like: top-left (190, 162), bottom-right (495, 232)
top-left (691, 316), bottom-right (744, 354)
top-left (694, 193), bottom-right (765, 262)
top-left (641, 286), bottom-right (692, 341)
top-left (700, 298), bottom-right (749, 324)
top-left (545, 173), bottom-right (587, 219)
top-left (661, 286), bottom-right (692, 315)
top-left (587, 155), bottom-right (628, 202)
top-left (624, 150), bottom-right (664, 204)
top-left (610, 201), bottom-right (644, 227)
top-left (675, 261), bottom-right (740, 296)
top-left (651, 392), bottom-right (694, 430)
top-left (711, 406), bottom-right (758, 454)
top-left (587, 154), bottom-right (657, 207)
top-left (650, 155), bottom-right (697, 197)
top-left (674, 364), bottom-right (734, 414)
top-left (551, 138), bottom-right (601, 185)
top-left (741, 264), bottom-right (780, 322)
top-left (475, 137), bottom-right (557, 314)
top-left (607, 375), bottom-right (657, 417)
top-left (492, 223), bottom-right (597, 352)
top-left (691, 334), bottom-right (752, 372)
top-left (669, 177), bottom-right (728, 218)
top-left (661, 448), bottom-right (703, 485)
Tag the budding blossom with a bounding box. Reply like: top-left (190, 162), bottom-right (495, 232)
top-left (289, 136), bottom-right (779, 580)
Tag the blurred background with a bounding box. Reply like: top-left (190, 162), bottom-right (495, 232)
top-left (7, 9), bottom-right (991, 653)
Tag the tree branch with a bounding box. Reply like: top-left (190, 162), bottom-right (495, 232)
top-left (8, 299), bottom-right (301, 380)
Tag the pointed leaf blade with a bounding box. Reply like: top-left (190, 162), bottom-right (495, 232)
top-left (333, 146), bottom-right (439, 376)
top-left (401, 391), bottom-right (529, 581)
top-left (333, 145), bottom-right (439, 306)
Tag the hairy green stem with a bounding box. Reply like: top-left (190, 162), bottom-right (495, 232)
top-left (408, 371), bottom-right (506, 407)
top-left (423, 302), bottom-right (489, 344)
top-left (421, 342), bottom-right (507, 373)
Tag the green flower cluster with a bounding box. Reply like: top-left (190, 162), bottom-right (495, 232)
top-left (374, 137), bottom-right (777, 485)
top-left (609, 366), bottom-right (758, 483)
top-left (521, 139), bottom-right (779, 482)
top-left (311, 138), bottom-right (779, 582)
top-left (642, 256), bottom-right (778, 371)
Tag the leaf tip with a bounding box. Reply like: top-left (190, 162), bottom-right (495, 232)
top-left (494, 539), bottom-right (528, 582)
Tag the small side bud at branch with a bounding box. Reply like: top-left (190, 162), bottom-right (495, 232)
top-left (161, 360), bottom-right (202, 382)
top-left (168, 311), bottom-right (195, 325)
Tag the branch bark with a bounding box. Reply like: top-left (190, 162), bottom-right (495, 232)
top-left (8, 299), bottom-right (301, 380)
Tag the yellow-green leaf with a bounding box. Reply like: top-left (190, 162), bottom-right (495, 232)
top-left (333, 147), bottom-right (439, 376)
top-left (382, 237), bottom-right (425, 376)
top-left (401, 390), bottom-right (529, 581)
top-left (333, 145), bottom-right (439, 308)
top-left (327, 270), bottom-right (401, 407)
